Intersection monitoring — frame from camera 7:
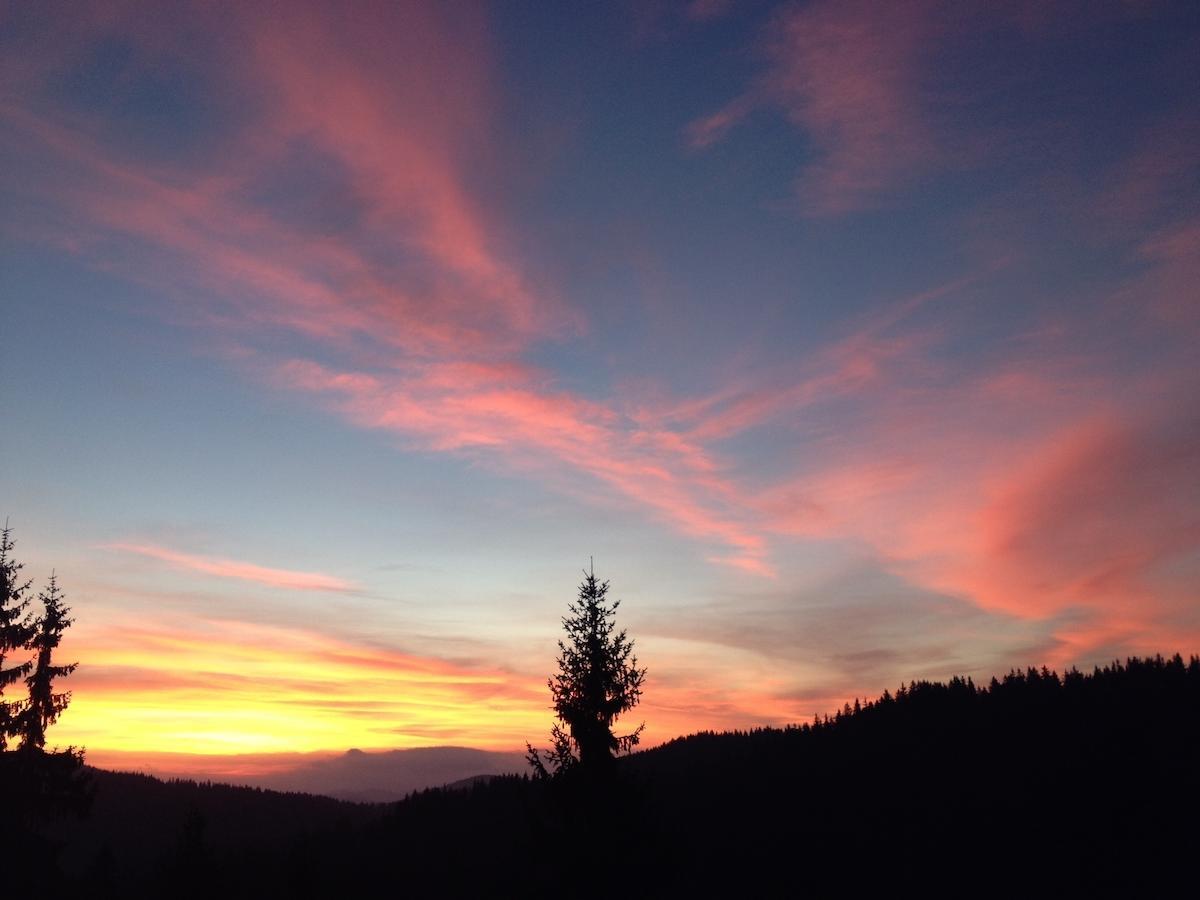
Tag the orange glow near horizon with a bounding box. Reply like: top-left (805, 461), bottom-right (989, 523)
top-left (47, 617), bottom-right (818, 764)
top-left (53, 618), bottom-right (548, 756)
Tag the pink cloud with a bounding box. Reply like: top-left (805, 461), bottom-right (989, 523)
top-left (686, 0), bottom-right (945, 213)
top-left (650, 274), bottom-right (973, 443)
top-left (244, 6), bottom-right (565, 342)
top-left (1093, 119), bottom-right (1200, 232)
top-left (1, 3), bottom-right (572, 359)
top-left (687, 1), bottom-right (1162, 216)
top-left (1131, 218), bottom-right (1200, 327)
top-left (685, 95), bottom-right (757, 150)
top-left (272, 358), bottom-right (771, 573)
top-left (752, 367), bottom-right (1200, 661)
top-left (972, 414), bottom-right (1200, 617)
top-left (764, 0), bottom-right (941, 214)
top-left (109, 543), bottom-right (357, 593)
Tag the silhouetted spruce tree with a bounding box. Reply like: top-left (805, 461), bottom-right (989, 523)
top-left (527, 564), bottom-right (647, 780)
top-left (0, 523), bottom-right (89, 835)
top-left (1, 522), bottom-right (35, 750)
top-left (20, 572), bottom-right (78, 750)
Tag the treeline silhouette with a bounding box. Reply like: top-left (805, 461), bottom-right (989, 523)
top-left (36, 653), bottom-right (1200, 896)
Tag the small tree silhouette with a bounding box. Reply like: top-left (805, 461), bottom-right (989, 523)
top-left (20, 573), bottom-right (78, 750)
top-left (527, 564), bottom-right (647, 780)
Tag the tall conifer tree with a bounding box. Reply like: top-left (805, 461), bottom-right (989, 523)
top-left (527, 564), bottom-right (647, 779)
top-left (21, 573), bottom-right (78, 750)
top-left (0, 522), bottom-right (35, 750)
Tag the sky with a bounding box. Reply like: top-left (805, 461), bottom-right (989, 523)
top-left (1, 0), bottom-right (1198, 774)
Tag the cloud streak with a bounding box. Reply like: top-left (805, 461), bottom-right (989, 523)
top-left (108, 543), bottom-right (358, 593)
top-left (688, 0), bottom-right (947, 213)
top-left (688, 0), bottom-right (1167, 216)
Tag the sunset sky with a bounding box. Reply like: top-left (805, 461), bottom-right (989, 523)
top-left (2, 1), bottom-right (1198, 773)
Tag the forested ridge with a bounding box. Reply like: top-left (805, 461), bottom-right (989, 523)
top-left (28, 653), bottom-right (1200, 897)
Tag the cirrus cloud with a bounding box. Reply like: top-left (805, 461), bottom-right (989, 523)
top-left (108, 543), bottom-right (359, 593)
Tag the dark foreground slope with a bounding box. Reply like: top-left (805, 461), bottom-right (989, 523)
top-left (30, 654), bottom-right (1200, 897)
top-left (48, 769), bottom-right (384, 891)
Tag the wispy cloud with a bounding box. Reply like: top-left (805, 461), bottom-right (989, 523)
top-left (687, 0), bottom-right (946, 213)
top-left (272, 358), bottom-right (772, 575)
top-left (108, 543), bottom-right (358, 593)
top-left (685, 0), bottom-right (1162, 216)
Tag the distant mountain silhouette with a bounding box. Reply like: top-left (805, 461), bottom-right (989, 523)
top-left (96, 745), bottom-right (528, 802)
top-left (26, 654), bottom-right (1200, 896)
top-left (253, 746), bottom-right (528, 802)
